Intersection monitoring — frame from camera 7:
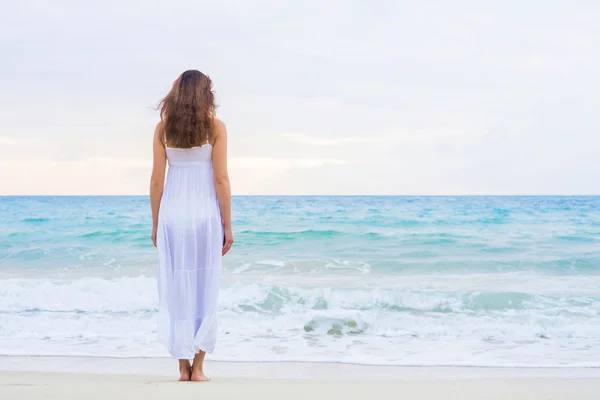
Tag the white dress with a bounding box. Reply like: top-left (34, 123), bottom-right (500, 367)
top-left (156, 144), bottom-right (223, 359)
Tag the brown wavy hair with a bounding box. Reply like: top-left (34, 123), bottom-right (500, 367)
top-left (158, 70), bottom-right (216, 148)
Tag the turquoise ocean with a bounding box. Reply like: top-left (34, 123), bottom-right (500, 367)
top-left (1, 196), bottom-right (599, 367)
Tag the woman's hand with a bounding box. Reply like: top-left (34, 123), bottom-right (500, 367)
top-left (222, 227), bottom-right (234, 256)
top-left (151, 226), bottom-right (158, 247)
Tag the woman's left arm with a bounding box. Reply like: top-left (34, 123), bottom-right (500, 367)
top-left (150, 123), bottom-right (167, 247)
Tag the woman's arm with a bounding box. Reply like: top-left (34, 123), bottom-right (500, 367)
top-left (150, 123), bottom-right (167, 247)
top-left (212, 118), bottom-right (233, 255)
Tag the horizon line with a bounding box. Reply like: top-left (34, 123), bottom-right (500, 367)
top-left (1, 194), bottom-right (600, 197)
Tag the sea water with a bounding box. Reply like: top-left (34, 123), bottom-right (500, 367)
top-left (1, 196), bottom-right (599, 367)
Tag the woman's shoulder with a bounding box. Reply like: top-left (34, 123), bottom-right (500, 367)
top-left (154, 121), bottom-right (165, 142)
top-left (212, 117), bottom-right (227, 137)
top-left (213, 117), bottom-right (226, 129)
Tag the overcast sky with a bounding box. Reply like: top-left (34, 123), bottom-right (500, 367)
top-left (1, 0), bottom-right (598, 195)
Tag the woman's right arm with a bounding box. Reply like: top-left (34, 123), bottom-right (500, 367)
top-left (212, 118), bottom-right (233, 255)
top-left (149, 122), bottom-right (167, 247)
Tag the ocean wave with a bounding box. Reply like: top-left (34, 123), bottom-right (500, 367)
top-left (238, 229), bottom-right (353, 240)
top-left (556, 235), bottom-right (598, 243)
top-left (2, 276), bottom-right (599, 316)
top-left (1, 275), bottom-right (600, 366)
top-left (2, 196), bottom-right (600, 366)
top-left (21, 217), bottom-right (50, 223)
top-left (78, 230), bottom-right (145, 239)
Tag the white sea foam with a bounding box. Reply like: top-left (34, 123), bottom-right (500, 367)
top-left (256, 260), bottom-right (286, 267)
top-left (1, 275), bottom-right (600, 367)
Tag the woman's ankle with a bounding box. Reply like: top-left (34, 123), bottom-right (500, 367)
top-left (192, 364), bottom-right (203, 372)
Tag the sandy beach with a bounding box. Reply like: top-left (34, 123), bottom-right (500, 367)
top-left (2, 357), bottom-right (600, 400)
top-left (1, 370), bottom-right (599, 400)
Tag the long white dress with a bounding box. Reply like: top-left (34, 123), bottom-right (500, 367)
top-left (156, 144), bottom-right (223, 359)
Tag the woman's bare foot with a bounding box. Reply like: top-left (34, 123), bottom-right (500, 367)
top-left (191, 368), bottom-right (210, 382)
top-left (191, 351), bottom-right (210, 382)
top-left (178, 360), bottom-right (191, 381)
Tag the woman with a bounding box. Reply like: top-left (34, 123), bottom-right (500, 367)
top-left (149, 70), bottom-right (233, 382)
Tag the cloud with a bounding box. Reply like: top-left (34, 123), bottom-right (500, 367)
top-left (0, 137), bottom-right (38, 145)
top-left (281, 129), bottom-right (478, 147)
top-left (0, 0), bottom-right (599, 194)
top-left (229, 157), bottom-right (354, 169)
top-left (281, 133), bottom-right (369, 146)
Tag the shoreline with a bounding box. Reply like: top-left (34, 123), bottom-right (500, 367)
top-left (1, 371), bottom-right (599, 400)
top-left (2, 356), bottom-right (600, 380)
